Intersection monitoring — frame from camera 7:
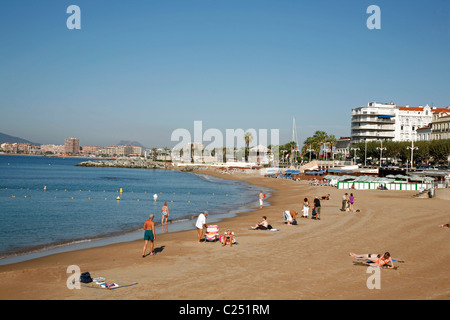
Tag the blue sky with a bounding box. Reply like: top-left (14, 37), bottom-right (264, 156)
top-left (1, 0), bottom-right (449, 148)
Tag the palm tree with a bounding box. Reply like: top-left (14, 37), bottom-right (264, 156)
top-left (244, 131), bottom-right (253, 162)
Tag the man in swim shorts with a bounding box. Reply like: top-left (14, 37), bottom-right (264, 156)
top-left (142, 214), bottom-right (156, 257)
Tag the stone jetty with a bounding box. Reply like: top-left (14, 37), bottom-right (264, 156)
top-left (76, 158), bottom-right (167, 169)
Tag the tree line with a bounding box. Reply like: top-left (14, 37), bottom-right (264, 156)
top-left (353, 139), bottom-right (450, 165)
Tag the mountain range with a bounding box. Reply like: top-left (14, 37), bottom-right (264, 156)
top-left (0, 133), bottom-right (147, 149)
top-left (0, 132), bottom-right (41, 146)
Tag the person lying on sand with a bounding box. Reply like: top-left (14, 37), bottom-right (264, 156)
top-left (439, 223), bottom-right (450, 228)
top-left (349, 252), bottom-right (381, 260)
top-left (354, 252), bottom-right (395, 269)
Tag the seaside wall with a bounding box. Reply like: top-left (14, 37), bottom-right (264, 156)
top-left (337, 181), bottom-right (433, 191)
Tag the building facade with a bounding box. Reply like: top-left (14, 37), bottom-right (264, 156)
top-left (351, 102), bottom-right (396, 144)
top-left (65, 138), bottom-right (80, 154)
top-left (351, 102), bottom-right (450, 144)
top-left (431, 111), bottom-right (450, 140)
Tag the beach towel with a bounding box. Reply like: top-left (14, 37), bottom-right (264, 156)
top-left (352, 261), bottom-right (398, 270)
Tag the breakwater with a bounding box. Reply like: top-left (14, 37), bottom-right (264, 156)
top-left (76, 158), bottom-right (167, 169)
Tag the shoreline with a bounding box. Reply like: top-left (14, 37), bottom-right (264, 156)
top-left (1, 168), bottom-right (449, 300)
top-left (0, 169), bottom-right (268, 266)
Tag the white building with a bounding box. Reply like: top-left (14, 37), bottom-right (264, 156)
top-left (351, 102), bottom-right (396, 144)
top-left (351, 102), bottom-right (450, 143)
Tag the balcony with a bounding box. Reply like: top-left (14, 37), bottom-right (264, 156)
top-left (351, 131), bottom-right (395, 138)
top-left (351, 124), bottom-right (395, 131)
top-left (352, 117), bottom-right (395, 124)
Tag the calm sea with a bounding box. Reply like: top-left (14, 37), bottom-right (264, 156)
top-left (0, 155), bottom-right (267, 264)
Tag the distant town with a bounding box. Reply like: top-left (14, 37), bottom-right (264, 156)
top-left (2, 101), bottom-right (450, 167)
top-left (1, 138), bottom-right (136, 157)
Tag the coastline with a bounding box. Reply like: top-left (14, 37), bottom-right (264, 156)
top-left (0, 168), bottom-right (266, 266)
top-left (1, 168), bottom-right (449, 300)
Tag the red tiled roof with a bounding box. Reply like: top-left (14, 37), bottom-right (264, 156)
top-left (396, 106), bottom-right (450, 113)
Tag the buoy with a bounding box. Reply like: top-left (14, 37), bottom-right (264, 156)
top-left (116, 196), bottom-right (121, 200)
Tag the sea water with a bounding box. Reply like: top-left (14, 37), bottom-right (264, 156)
top-left (0, 155), bottom-right (268, 264)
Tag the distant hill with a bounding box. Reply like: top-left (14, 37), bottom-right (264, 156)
top-left (116, 140), bottom-right (146, 149)
top-left (0, 132), bottom-right (41, 145)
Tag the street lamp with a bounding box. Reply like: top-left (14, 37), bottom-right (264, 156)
top-left (407, 140), bottom-right (418, 171)
top-left (364, 139), bottom-right (368, 167)
top-left (376, 141), bottom-right (386, 167)
top-left (350, 147), bottom-right (360, 165)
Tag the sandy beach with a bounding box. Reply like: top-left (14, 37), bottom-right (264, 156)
top-left (1, 168), bottom-right (449, 301)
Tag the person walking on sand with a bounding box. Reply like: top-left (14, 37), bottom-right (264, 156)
top-left (161, 202), bottom-right (169, 224)
top-left (142, 214), bottom-right (156, 257)
top-left (195, 210), bottom-right (208, 243)
top-left (348, 193), bottom-right (355, 212)
top-left (259, 190), bottom-right (264, 209)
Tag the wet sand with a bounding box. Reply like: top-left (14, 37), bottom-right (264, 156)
top-left (1, 169), bottom-right (449, 300)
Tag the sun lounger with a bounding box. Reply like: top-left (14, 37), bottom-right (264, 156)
top-left (205, 225), bottom-right (219, 242)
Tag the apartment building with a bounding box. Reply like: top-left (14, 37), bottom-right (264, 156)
top-left (65, 138), bottom-right (81, 154)
top-left (351, 102), bottom-right (450, 144)
top-left (351, 102), bottom-right (396, 144)
top-left (431, 111), bottom-right (450, 140)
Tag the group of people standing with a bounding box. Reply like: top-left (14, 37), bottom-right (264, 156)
top-left (300, 196), bottom-right (322, 220)
top-left (341, 193), bottom-right (355, 212)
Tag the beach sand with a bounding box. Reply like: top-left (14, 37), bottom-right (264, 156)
top-left (1, 169), bottom-right (449, 300)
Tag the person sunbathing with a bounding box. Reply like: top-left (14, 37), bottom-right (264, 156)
top-left (221, 230), bottom-right (235, 247)
top-left (439, 223), bottom-right (450, 228)
top-left (349, 252), bottom-right (381, 260)
top-left (354, 252), bottom-right (394, 269)
top-left (250, 216), bottom-right (269, 230)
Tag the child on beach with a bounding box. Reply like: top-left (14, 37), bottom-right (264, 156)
top-left (259, 190), bottom-right (264, 209)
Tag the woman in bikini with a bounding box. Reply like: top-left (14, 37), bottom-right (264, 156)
top-left (363, 252), bottom-right (394, 268)
top-left (161, 202), bottom-right (169, 224)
